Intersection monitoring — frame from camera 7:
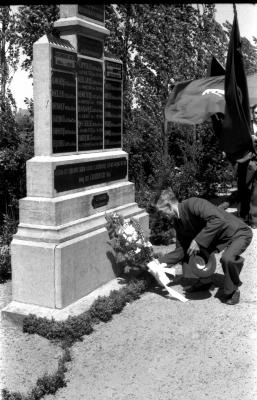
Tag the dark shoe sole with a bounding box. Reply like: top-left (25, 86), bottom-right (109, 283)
top-left (186, 282), bottom-right (213, 293)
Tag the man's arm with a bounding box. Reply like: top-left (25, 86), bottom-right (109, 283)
top-left (186, 197), bottom-right (224, 250)
top-left (159, 244), bottom-right (185, 266)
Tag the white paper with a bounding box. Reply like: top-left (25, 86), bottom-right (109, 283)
top-left (147, 260), bottom-right (188, 303)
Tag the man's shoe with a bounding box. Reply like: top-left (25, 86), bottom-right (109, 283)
top-left (186, 281), bottom-right (213, 293)
top-left (225, 290), bottom-right (240, 305)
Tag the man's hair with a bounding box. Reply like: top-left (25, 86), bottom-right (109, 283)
top-left (155, 188), bottom-right (178, 209)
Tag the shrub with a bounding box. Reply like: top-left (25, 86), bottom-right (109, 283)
top-left (148, 205), bottom-right (175, 245)
top-left (108, 290), bottom-right (127, 313)
top-left (0, 245), bottom-right (11, 282)
top-left (2, 390), bottom-right (23, 400)
top-left (0, 212), bottom-right (18, 282)
top-left (89, 296), bottom-right (113, 322)
top-left (23, 314), bottom-right (93, 344)
top-left (64, 314), bottom-right (93, 341)
top-left (120, 279), bottom-right (148, 301)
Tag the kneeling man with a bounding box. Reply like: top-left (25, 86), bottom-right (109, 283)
top-left (155, 189), bottom-right (253, 305)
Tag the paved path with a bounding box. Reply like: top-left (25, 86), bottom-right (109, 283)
top-left (1, 220), bottom-right (257, 399)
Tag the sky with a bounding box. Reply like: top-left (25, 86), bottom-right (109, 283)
top-left (214, 3), bottom-right (257, 43)
top-left (9, 3), bottom-right (257, 109)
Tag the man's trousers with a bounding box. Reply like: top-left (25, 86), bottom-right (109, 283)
top-left (220, 226), bottom-right (253, 295)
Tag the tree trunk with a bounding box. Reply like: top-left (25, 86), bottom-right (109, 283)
top-left (0, 7), bottom-right (10, 111)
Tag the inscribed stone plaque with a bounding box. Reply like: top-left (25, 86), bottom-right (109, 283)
top-left (51, 49), bottom-right (77, 153)
top-left (78, 5), bottom-right (104, 23)
top-left (77, 35), bottom-right (103, 59)
top-left (104, 61), bottom-right (122, 149)
top-left (77, 58), bottom-right (103, 151)
top-left (105, 60), bottom-right (122, 80)
top-left (54, 158), bottom-right (127, 192)
top-left (92, 193), bottom-right (109, 208)
top-left (52, 48), bottom-right (77, 72)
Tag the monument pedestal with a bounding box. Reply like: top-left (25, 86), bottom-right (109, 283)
top-left (3, 152), bottom-right (149, 317)
top-left (10, 202), bottom-right (148, 310)
top-left (3, 184), bottom-right (148, 320)
top-left (4, 153), bottom-right (148, 313)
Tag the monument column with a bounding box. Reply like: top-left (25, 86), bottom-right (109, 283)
top-left (3, 5), bottom-right (149, 318)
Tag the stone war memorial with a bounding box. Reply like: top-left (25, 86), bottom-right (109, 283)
top-left (3, 4), bottom-right (149, 320)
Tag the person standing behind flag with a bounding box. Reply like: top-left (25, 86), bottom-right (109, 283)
top-left (251, 104), bottom-right (257, 145)
top-left (221, 6), bottom-right (254, 162)
top-left (220, 5), bottom-right (257, 228)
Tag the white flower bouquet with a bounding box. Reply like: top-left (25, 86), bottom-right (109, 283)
top-left (105, 212), bottom-right (188, 303)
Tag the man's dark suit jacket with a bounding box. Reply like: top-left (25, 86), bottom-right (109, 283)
top-left (160, 197), bottom-right (249, 266)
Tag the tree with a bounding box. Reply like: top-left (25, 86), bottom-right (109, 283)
top-left (222, 20), bottom-right (257, 75)
top-left (0, 7), bottom-right (36, 219)
top-left (126, 5), bottom-right (229, 194)
top-left (105, 4), bottom-right (137, 138)
top-left (15, 5), bottom-right (59, 77)
top-left (0, 6), bottom-right (19, 110)
top-left (0, 7), bottom-right (19, 93)
top-left (110, 5), bottom-right (233, 205)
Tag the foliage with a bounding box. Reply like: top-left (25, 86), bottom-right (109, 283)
top-left (130, 4), bottom-right (230, 196)
top-left (0, 244), bottom-right (10, 282)
top-left (89, 296), bottom-right (114, 322)
top-left (0, 212), bottom-right (18, 281)
top-left (124, 107), bottom-right (164, 195)
top-left (0, 106), bottom-right (34, 221)
top-left (15, 5), bottom-right (60, 77)
top-left (0, 104), bottom-right (33, 282)
top-left (0, 98), bottom-right (19, 217)
top-left (166, 122), bottom-right (234, 201)
top-left (148, 205), bottom-right (176, 245)
top-left (105, 4), bottom-right (137, 140)
top-left (23, 313), bottom-right (93, 345)
top-left (0, 6), bottom-right (19, 99)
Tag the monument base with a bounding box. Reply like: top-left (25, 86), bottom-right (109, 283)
top-left (7, 201), bottom-right (148, 312)
top-left (2, 277), bottom-right (126, 325)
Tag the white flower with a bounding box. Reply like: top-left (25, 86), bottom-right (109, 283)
top-left (135, 247), bottom-right (141, 254)
top-left (120, 222), bottom-right (139, 242)
top-left (123, 223), bottom-right (136, 236)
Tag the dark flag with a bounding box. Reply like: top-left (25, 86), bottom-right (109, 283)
top-left (165, 75), bottom-right (225, 125)
top-left (221, 9), bottom-right (254, 161)
top-left (207, 56), bottom-right (225, 138)
top-left (207, 56), bottom-right (225, 77)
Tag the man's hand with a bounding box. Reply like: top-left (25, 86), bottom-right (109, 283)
top-left (187, 239), bottom-right (200, 256)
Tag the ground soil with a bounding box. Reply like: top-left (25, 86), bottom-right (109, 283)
top-left (1, 212), bottom-right (257, 400)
